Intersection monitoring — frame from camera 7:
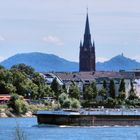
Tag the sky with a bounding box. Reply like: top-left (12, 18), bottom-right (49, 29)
top-left (0, 0), bottom-right (140, 62)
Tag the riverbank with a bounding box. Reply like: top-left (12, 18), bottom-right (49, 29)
top-left (0, 108), bottom-right (33, 117)
top-left (0, 103), bottom-right (49, 118)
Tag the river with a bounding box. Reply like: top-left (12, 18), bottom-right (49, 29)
top-left (0, 118), bottom-right (140, 140)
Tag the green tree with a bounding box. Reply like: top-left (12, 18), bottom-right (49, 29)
top-left (128, 92), bottom-right (138, 100)
top-left (68, 82), bottom-right (80, 100)
top-left (83, 85), bottom-right (93, 101)
top-left (7, 94), bottom-right (28, 114)
top-left (58, 92), bottom-right (68, 106)
top-left (32, 72), bottom-right (46, 86)
top-left (119, 79), bottom-right (125, 92)
top-left (91, 81), bottom-right (98, 99)
top-left (62, 98), bottom-right (71, 108)
top-left (109, 79), bottom-right (115, 99)
top-left (11, 64), bottom-right (34, 76)
top-left (51, 78), bottom-right (62, 99)
top-left (118, 91), bottom-right (126, 100)
top-left (62, 84), bottom-right (67, 93)
top-left (130, 80), bottom-right (134, 93)
top-left (98, 88), bottom-right (107, 100)
top-left (0, 69), bottom-right (16, 94)
top-left (71, 98), bottom-right (81, 109)
top-left (103, 80), bottom-right (107, 89)
top-left (105, 97), bottom-right (116, 108)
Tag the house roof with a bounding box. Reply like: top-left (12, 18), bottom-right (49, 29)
top-left (0, 95), bottom-right (11, 101)
top-left (53, 71), bottom-right (134, 82)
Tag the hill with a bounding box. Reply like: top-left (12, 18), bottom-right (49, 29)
top-left (0, 52), bottom-right (79, 72)
top-left (1, 53), bottom-right (140, 72)
top-left (96, 54), bottom-right (140, 71)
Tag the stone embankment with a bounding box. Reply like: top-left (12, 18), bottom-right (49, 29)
top-left (0, 108), bottom-right (33, 118)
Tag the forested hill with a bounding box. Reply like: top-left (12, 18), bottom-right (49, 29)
top-left (1, 53), bottom-right (140, 72)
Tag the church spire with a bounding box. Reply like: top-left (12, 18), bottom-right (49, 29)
top-left (79, 11), bottom-right (96, 72)
top-left (83, 12), bottom-right (92, 47)
top-left (84, 13), bottom-right (90, 35)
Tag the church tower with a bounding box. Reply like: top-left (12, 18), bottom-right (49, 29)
top-left (79, 13), bottom-right (96, 72)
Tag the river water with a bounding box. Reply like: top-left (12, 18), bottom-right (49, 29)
top-left (0, 118), bottom-right (140, 140)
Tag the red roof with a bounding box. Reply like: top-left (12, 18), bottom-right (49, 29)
top-left (0, 95), bottom-right (11, 101)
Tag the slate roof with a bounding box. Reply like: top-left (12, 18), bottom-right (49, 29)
top-left (53, 71), bottom-right (134, 82)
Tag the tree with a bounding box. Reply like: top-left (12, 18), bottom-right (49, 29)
top-left (98, 88), bottom-right (107, 100)
top-left (32, 72), bottom-right (46, 86)
top-left (119, 79), bottom-right (125, 92)
top-left (11, 64), bottom-right (35, 77)
top-left (109, 79), bottom-right (115, 99)
top-left (118, 91), bottom-right (126, 100)
top-left (62, 84), bottom-right (67, 93)
top-left (7, 94), bottom-right (28, 114)
top-left (71, 98), bottom-right (81, 109)
top-left (130, 80), bottom-right (134, 93)
top-left (68, 82), bottom-right (80, 100)
top-left (62, 98), bottom-right (71, 108)
top-left (105, 97), bottom-right (117, 108)
top-left (58, 92), bottom-right (68, 106)
top-left (51, 78), bottom-right (62, 99)
top-left (128, 92), bottom-right (138, 100)
top-left (0, 69), bottom-right (16, 94)
top-left (83, 85), bottom-right (93, 101)
top-left (103, 80), bottom-right (107, 89)
top-left (91, 81), bottom-right (98, 99)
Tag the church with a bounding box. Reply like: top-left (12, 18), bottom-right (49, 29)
top-left (79, 13), bottom-right (96, 72)
top-left (42, 13), bottom-right (140, 98)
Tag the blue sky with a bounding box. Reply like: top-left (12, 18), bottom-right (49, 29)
top-left (0, 0), bottom-right (140, 62)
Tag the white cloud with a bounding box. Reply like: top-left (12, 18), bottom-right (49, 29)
top-left (0, 35), bottom-right (5, 41)
top-left (96, 57), bottom-right (109, 62)
top-left (42, 35), bottom-right (64, 46)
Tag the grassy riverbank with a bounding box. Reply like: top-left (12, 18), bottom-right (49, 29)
top-left (0, 104), bottom-right (51, 118)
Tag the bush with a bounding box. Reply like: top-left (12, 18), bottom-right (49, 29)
top-left (8, 94), bottom-right (28, 114)
top-left (62, 98), bottom-right (71, 108)
top-left (58, 93), bottom-right (68, 105)
top-left (71, 99), bottom-right (81, 109)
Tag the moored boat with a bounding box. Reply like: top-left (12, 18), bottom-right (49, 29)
top-left (34, 109), bottom-right (140, 126)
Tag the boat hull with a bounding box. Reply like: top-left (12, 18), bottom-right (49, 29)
top-left (36, 114), bottom-right (140, 126)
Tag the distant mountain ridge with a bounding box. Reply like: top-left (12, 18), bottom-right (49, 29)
top-left (97, 54), bottom-right (140, 71)
top-left (0, 52), bottom-right (79, 72)
top-left (1, 52), bottom-right (140, 72)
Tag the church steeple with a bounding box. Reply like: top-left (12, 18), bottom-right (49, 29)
top-left (85, 13), bottom-right (90, 35)
top-left (83, 13), bottom-right (92, 47)
top-left (79, 12), bottom-right (96, 72)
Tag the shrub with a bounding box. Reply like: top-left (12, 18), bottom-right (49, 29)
top-left (71, 98), bottom-right (81, 109)
top-left (8, 94), bottom-right (28, 114)
top-left (62, 98), bottom-right (71, 108)
top-left (58, 93), bottom-right (68, 105)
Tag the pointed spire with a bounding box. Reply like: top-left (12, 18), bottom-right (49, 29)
top-left (83, 11), bottom-right (92, 47)
top-left (84, 13), bottom-right (90, 35)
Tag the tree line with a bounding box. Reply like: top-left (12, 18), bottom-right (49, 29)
top-left (0, 64), bottom-right (139, 114)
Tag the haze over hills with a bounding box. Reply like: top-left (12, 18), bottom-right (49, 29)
top-left (0, 52), bottom-right (79, 72)
top-left (97, 54), bottom-right (140, 71)
top-left (1, 52), bottom-right (140, 72)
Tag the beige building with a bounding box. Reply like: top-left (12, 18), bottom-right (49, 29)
top-left (42, 71), bottom-right (136, 98)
